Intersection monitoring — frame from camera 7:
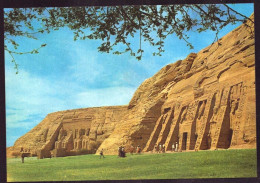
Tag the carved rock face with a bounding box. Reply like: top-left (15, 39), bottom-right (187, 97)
top-left (98, 14), bottom-right (256, 154)
top-left (7, 14), bottom-right (256, 157)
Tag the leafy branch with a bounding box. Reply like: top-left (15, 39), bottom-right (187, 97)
top-left (4, 5), bottom-right (254, 73)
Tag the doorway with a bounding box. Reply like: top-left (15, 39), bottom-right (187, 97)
top-left (182, 132), bottom-right (188, 151)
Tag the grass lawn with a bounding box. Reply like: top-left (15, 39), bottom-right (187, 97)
top-left (7, 149), bottom-right (257, 182)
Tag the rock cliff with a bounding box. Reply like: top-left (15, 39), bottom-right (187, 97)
top-left (8, 106), bottom-right (129, 158)
top-left (97, 14), bottom-right (256, 154)
top-left (7, 14), bottom-right (256, 157)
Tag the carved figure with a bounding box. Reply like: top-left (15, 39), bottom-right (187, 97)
top-left (230, 99), bottom-right (239, 129)
top-left (180, 107), bottom-right (187, 124)
top-left (208, 106), bottom-right (219, 148)
top-left (198, 101), bottom-right (206, 120)
top-left (58, 128), bottom-right (66, 141)
top-left (40, 129), bottom-right (48, 142)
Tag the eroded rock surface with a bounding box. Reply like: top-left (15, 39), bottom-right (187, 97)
top-left (8, 106), bottom-right (128, 158)
top-left (97, 14), bottom-right (256, 154)
top-left (7, 14), bottom-right (256, 157)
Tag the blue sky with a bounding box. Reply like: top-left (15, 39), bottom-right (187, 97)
top-left (5, 4), bottom-right (254, 147)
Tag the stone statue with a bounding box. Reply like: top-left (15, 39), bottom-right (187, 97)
top-left (230, 99), bottom-right (239, 129)
top-left (208, 106), bottom-right (219, 148)
top-left (198, 101), bottom-right (206, 120)
top-left (180, 107), bottom-right (187, 124)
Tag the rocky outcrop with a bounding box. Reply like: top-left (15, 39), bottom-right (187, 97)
top-left (8, 106), bottom-right (128, 158)
top-left (7, 14), bottom-right (256, 157)
top-left (97, 14), bottom-right (256, 154)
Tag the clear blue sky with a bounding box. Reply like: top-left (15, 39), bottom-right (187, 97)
top-left (5, 4), bottom-right (254, 147)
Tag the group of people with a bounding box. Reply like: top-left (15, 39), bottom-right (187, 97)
top-left (20, 147), bottom-right (31, 163)
top-left (100, 142), bottom-right (180, 158)
top-left (153, 144), bottom-right (166, 153)
top-left (99, 145), bottom-right (143, 159)
top-left (153, 142), bottom-right (179, 153)
top-left (171, 142), bottom-right (179, 152)
top-left (118, 146), bottom-right (126, 157)
top-left (118, 145), bottom-right (142, 157)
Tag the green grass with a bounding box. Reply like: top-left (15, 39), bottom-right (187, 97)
top-left (7, 149), bottom-right (257, 181)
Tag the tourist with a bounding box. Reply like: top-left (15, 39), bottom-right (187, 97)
top-left (162, 144), bottom-right (165, 153)
top-left (172, 144), bottom-right (175, 152)
top-left (21, 153), bottom-right (24, 163)
top-left (159, 144), bottom-right (162, 153)
top-left (137, 145), bottom-right (141, 154)
top-left (118, 146), bottom-right (122, 157)
top-left (118, 146), bottom-right (126, 157)
top-left (154, 144), bottom-right (157, 153)
top-left (175, 142), bottom-right (178, 152)
top-left (100, 149), bottom-right (105, 159)
top-left (121, 147), bottom-right (126, 157)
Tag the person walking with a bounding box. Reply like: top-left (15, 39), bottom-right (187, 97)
top-left (100, 149), bottom-right (105, 159)
top-left (175, 142), bottom-right (178, 152)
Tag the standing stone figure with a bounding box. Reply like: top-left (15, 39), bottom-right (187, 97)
top-left (230, 99), bottom-right (238, 129)
top-left (198, 101), bottom-right (206, 120)
top-left (208, 106), bottom-right (219, 148)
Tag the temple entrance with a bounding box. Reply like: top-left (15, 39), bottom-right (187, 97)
top-left (182, 132), bottom-right (188, 151)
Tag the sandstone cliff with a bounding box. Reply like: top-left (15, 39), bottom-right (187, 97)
top-left (7, 14), bottom-right (255, 157)
top-left (8, 106), bottom-right (128, 158)
top-left (97, 14), bottom-right (255, 154)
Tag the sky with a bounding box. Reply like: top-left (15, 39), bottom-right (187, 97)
top-left (5, 4), bottom-right (254, 147)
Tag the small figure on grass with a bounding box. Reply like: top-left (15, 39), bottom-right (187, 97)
top-left (162, 144), bottom-right (165, 153)
top-left (172, 143), bottom-right (175, 152)
top-left (121, 147), bottom-right (126, 157)
top-left (118, 146), bottom-right (122, 157)
top-left (21, 153), bottom-right (25, 163)
top-left (175, 142), bottom-right (178, 152)
top-left (137, 145), bottom-right (141, 154)
top-left (100, 149), bottom-right (105, 159)
top-left (154, 144), bottom-right (157, 153)
top-left (20, 147), bottom-right (24, 163)
top-left (159, 144), bottom-right (162, 153)
top-left (118, 146), bottom-right (126, 157)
